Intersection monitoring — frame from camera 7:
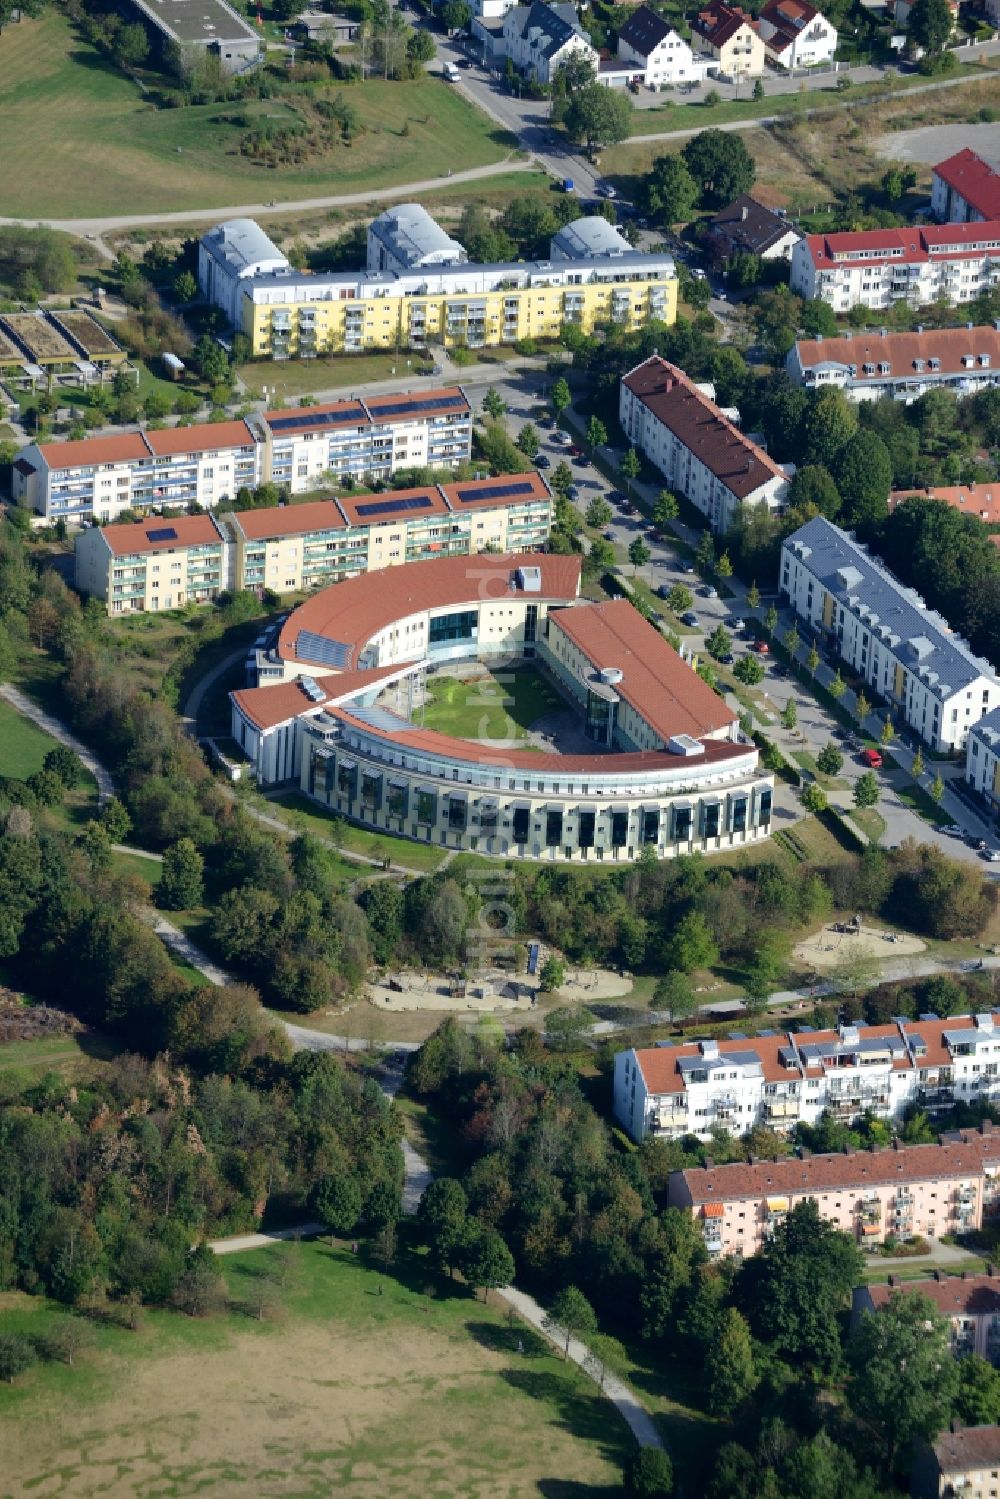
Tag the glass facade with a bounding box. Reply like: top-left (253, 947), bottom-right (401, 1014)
top-left (428, 610), bottom-right (477, 647)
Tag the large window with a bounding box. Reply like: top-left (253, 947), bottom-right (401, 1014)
top-left (387, 780), bottom-right (408, 818)
top-left (447, 796), bottom-right (467, 832)
top-left (337, 760), bottom-right (357, 798)
top-left (524, 603), bottom-right (538, 643)
top-left (577, 810), bottom-right (595, 849)
top-left (611, 811), bottom-right (629, 848)
top-left (641, 809), bottom-right (659, 845)
top-left (672, 804), bottom-right (692, 842)
top-left (545, 809), bottom-right (562, 847)
top-left (512, 805), bottom-right (531, 843)
top-left (730, 795), bottom-right (748, 834)
top-left (479, 802), bottom-right (498, 835)
top-left (586, 690), bottom-right (613, 744)
top-left (756, 787), bottom-right (772, 826)
top-left (701, 800), bottom-right (721, 839)
top-left (361, 771), bottom-right (382, 811)
top-left (428, 610), bottom-right (477, 647)
top-left (416, 789), bottom-right (437, 825)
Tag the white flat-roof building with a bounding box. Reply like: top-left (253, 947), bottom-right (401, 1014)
top-left (198, 219), bottom-right (290, 328)
top-left (128, 0), bottom-right (262, 72)
top-left (620, 356), bottom-right (789, 534)
top-left (550, 217), bottom-right (633, 261)
top-left (781, 516), bottom-right (1000, 752)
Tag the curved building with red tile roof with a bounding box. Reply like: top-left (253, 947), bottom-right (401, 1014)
top-left (230, 552), bottom-right (773, 862)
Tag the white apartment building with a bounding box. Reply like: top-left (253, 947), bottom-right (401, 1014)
top-left (366, 204), bottom-right (467, 275)
top-left (787, 324), bottom-right (1000, 402)
top-left (666, 1126), bottom-right (1000, 1259)
top-left (615, 1013), bottom-right (1000, 1145)
top-left (614, 6), bottom-right (710, 87)
top-left (781, 517), bottom-right (1000, 753)
top-left (501, 1), bottom-right (597, 81)
top-left (790, 221), bottom-right (1000, 312)
top-left (198, 219), bottom-right (290, 327)
top-left (14, 386), bottom-right (473, 523)
top-left (966, 707), bottom-right (1000, 818)
top-left (756, 0), bottom-right (837, 68)
top-left (13, 421), bottom-right (260, 525)
top-left (619, 356), bottom-right (790, 535)
top-left (932, 149), bottom-right (1000, 225)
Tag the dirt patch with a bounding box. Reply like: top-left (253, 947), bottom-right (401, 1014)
top-left (0, 1314), bottom-right (621, 1498)
top-left (793, 922), bottom-right (926, 973)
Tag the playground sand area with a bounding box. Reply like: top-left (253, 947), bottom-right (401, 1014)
top-left (793, 921), bottom-right (926, 973)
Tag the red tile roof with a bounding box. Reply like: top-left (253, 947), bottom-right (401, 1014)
top-left (803, 220), bottom-right (1000, 269)
top-left (863, 1274), bottom-right (1000, 1318)
top-left (440, 472), bottom-right (551, 513)
top-left (636, 1035), bottom-right (802, 1095)
top-left (232, 664), bottom-right (407, 732)
top-left (99, 514), bottom-right (224, 557)
top-left (328, 701), bottom-right (754, 773)
top-left (550, 598), bottom-right (736, 743)
top-left (890, 485), bottom-right (1000, 524)
top-left (794, 325), bottom-right (1000, 380)
top-left (144, 420), bottom-right (257, 456)
top-left (692, 0), bottom-right (756, 47)
top-left (279, 552), bottom-right (582, 669)
top-left (932, 1424), bottom-right (1000, 1475)
top-left (229, 500), bottom-right (346, 541)
top-left (622, 357), bottom-right (785, 499)
top-left (37, 433), bottom-right (152, 469)
top-left (934, 148), bottom-right (1000, 220)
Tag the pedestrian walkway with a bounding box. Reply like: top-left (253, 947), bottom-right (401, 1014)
top-left (0, 683), bottom-right (115, 803)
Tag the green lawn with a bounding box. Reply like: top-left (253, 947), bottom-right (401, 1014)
top-left (240, 350), bottom-right (437, 401)
top-left (0, 696), bottom-right (99, 831)
top-left (0, 1240), bottom-right (631, 1497)
top-left (421, 666), bottom-right (563, 742)
top-left (850, 806), bottom-right (887, 843)
top-left (0, 13), bottom-right (514, 217)
top-left (0, 1030), bottom-right (121, 1094)
top-left (894, 778), bottom-right (952, 828)
top-left (110, 849), bottom-right (161, 888)
top-left (269, 790), bottom-right (448, 872)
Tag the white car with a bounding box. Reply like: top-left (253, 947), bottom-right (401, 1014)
top-left (551, 431), bottom-right (573, 447)
top-left (598, 182), bottom-right (617, 199)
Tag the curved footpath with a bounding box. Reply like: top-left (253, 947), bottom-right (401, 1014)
top-left (0, 683), bottom-right (114, 803)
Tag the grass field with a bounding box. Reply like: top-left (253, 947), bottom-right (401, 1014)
top-left (0, 1240), bottom-right (631, 1498)
top-left (0, 13), bottom-right (513, 217)
top-left (269, 790), bottom-right (448, 872)
top-left (421, 667), bottom-right (563, 742)
top-left (240, 350), bottom-right (436, 401)
top-left (0, 1031), bottom-right (121, 1094)
top-left (0, 697), bottom-right (98, 831)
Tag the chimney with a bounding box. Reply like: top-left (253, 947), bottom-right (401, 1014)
top-left (892, 1138), bottom-right (902, 1150)
top-left (704, 1157), bottom-right (714, 1169)
top-left (951, 1419), bottom-right (962, 1434)
top-left (933, 1270), bottom-right (943, 1281)
top-left (988, 1262), bottom-right (996, 1278)
top-left (983, 1120), bottom-right (994, 1136)
top-left (888, 1274), bottom-right (897, 1287)
top-left (741, 205), bottom-right (749, 222)
top-left (962, 1270), bottom-right (970, 1281)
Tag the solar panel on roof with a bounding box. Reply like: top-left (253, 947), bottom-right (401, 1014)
top-left (267, 407), bottom-right (366, 433)
top-left (146, 526), bottom-right (178, 542)
top-left (354, 495), bottom-right (434, 518)
top-left (296, 631), bottom-right (350, 669)
top-left (366, 395), bottom-right (462, 420)
top-left (455, 481), bottom-right (535, 504)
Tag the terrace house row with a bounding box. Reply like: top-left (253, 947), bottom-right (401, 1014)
top-left (613, 1011), bottom-right (1000, 1144)
top-left (666, 1126), bottom-right (1000, 1258)
top-left (74, 473), bottom-right (553, 613)
top-left (619, 356), bottom-right (790, 535)
top-left (790, 221), bottom-right (1000, 312)
top-left (12, 386), bottom-right (473, 524)
top-left (786, 323), bottom-right (1000, 402)
top-left (781, 516), bottom-right (1000, 752)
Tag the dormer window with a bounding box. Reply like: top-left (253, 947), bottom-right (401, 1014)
top-left (980, 354), bottom-right (991, 368)
top-left (929, 357), bottom-right (941, 370)
top-left (963, 355), bottom-right (975, 369)
top-left (863, 362), bottom-right (875, 376)
top-left (879, 362), bottom-right (891, 375)
top-left (914, 359), bottom-right (925, 371)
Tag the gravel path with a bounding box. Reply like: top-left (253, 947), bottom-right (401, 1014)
top-left (0, 683), bottom-right (114, 803)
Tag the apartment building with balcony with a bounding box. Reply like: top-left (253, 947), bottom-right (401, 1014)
top-left (14, 420), bottom-right (261, 524)
top-left (198, 214), bottom-right (677, 357)
top-left (913, 1422), bottom-right (1000, 1499)
top-left (614, 1011), bottom-right (1000, 1145)
top-left (790, 221), bottom-right (1000, 312)
top-left (781, 516), bottom-right (1000, 752)
top-left (666, 1125), bottom-right (1000, 1259)
top-left (75, 514), bottom-right (229, 613)
top-left (259, 388), bottom-right (473, 493)
top-left (853, 1272), bottom-right (1000, 1364)
top-left (932, 149), bottom-right (1000, 225)
top-left (787, 324), bottom-right (1000, 403)
top-left (619, 356), bottom-right (790, 535)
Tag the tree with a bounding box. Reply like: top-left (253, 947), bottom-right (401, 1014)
top-left (789, 463), bottom-right (841, 521)
top-left (27, 596), bottom-right (60, 648)
top-left (99, 796), bottom-right (132, 844)
top-left (45, 1317), bottom-right (95, 1368)
top-left (461, 1228), bottom-right (514, 1303)
top-left (544, 1286), bottom-right (598, 1359)
top-left (586, 415), bottom-right (608, 451)
top-left (192, 334), bottom-right (230, 386)
top-left (564, 85), bottom-right (632, 157)
top-left (784, 624), bottom-right (800, 658)
top-left (663, 910), bottom-right (719, 973)
top-left (483, 387), bottom-right (506, 423)
top-left (418, 1178), bottom-right (469, 1275)
top-left (807, 644), bottom-right (820, 677)
top-left (716, 551), bottom-right (733, 579)
top-left (930, 772), bottom-right (945, 803)
top-left (833, 431), bottom-right (893, 526)
top-left (42, 745), bottom-right (81, 787)
top-left (707, 624), bottom-right (732, 661)
top-left (706, 1307), bottom-right (758, 1416)
top-left (801, 782), bottom-right (828, 814)
top-left (854, 771), bottom-right (880, 809)
top-left (912, 745), bottom-right (925, 778)
top-left (538, 955), bottom-right (565, 993)
top-left (908, 0), bottom-right (953, 53)
top-left (629, 537), bottom-right (651, 571)
top-left (652, 969), bottom-right (697, 1021)
top-left (311, 1175), bottom-right (363, 1236)
top-left (817, 742), bottom-right (843, 776)
top-left (642, 152), bottom-right (698, 227)
top-left (880, 717), bottom-right (896, 747)
top-left (856, 689), bottom-right (871, 724)
top-left (752, 76), bottom-right (765, 101)
top-left (738, 1199), bottom-right (864, 1372)
top-left (586, 495), bottom-right (612, 529)
top-left (780, 698), bottom-right (798, 731)
top-left (173, 270), bottom-right (197, 304)
top-left (516, 422), bottom-right (539, 459)
top-left (171, 1252), bottom-right (228, 1318)
top-left (847, 1291), bottom-right (958, 1472)
top-left (734, 654), bottom-right (764, 686)
top-left (829, 669), bottom-right (846, 700)
top-left (696, 530), bottom-right (716, 572)
top-left (763, 604), bottom-right (778, 636)
top-left (156, 837), bottom-right (204, 910)
top-left (682, 130), bottom-right (756, 206)
top-left (550, 377), bottom-right (571, 417)
top-left (746, 580), bottom-right (760, 609)
top-left (625, 1447), bottom-right (674, 1497)
top-left (588, 539), bottom-right (616, 569)
top-left (0, 1332), bottom-right (35, 1385)
top-left (653, 491), bottom-right (679, 528)
top-left (666, 584), bottom-right (693, 614)
top-left (440, 0), bottom-right (471, 30)
top-left (956, 1353), bottom-right (1000, 1426)
top-left (551, 459), bottom-right (574, 497)
top-left (801, 386), bottom-right (858, 469)
top-left (621, 448), bottom-right (642, 485)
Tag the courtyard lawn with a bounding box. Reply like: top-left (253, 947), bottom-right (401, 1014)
top-left (0, 1240), bottom-right (632, 1498)
top-left (421, 667), bottom-right (563, 742)
top-left (269, 790), bottom-right (448, 872)
top-left (0, 12), bottom-right (515, 218)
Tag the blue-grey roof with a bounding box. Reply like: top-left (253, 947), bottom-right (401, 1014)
top-left (368, 205), bottom-right (467, 269)
top-left (677, 1049), bottom-right (763, 1078)
top-left (508, 0), bottom-right (585, 55)
top-left (783, 516), bottom-right (998, 699)
top-left (551, 216), bottom-right (632, 259)
top-left (970, 704), bottom-right (1000, 748)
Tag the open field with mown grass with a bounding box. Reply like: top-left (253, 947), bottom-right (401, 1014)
top-left (0, 13), bottom-right (514, 218)
top-left (0, 696), bottom-right (98, 832)
top-left (0, 1030), bottom-right (122, 1094)
top-left (0, 1240), bottom-right (632, 1499)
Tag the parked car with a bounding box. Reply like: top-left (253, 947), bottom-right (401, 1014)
top-left (535, 453), bottom-right (550, 469)
top-left (537, 413), bottom-right (555, 429)
top-left (860, 748), bottom-right (883, 769)
top-left (699, 585), bottom-right (718, 599)
top-left (682, 562), bottom-right (696, 575)
top-left (603, 528), bottom-right (615, 541)
top-left (729, 617), bottom-right (746, 632)
top-left (573, 454), bottom-right (591, 468)
top-left (552, 431), bottom-right (573, 447)
top-left (717, 652), bottom-right (734, 665)
top-left (681, 610), bottom-right (700, 627)
top-left (597, 181), bottom-right (617, 199)
top-left (941, 823), bottom-right (963, 838)
top-left (754, 640), bottom-right (770, 654)
top-left (657, 584), bottom-right (670, 600)
top-left (981, 848), bottom-right (1000, 862)
top-left (567, 485), bottom-right (580, 501)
